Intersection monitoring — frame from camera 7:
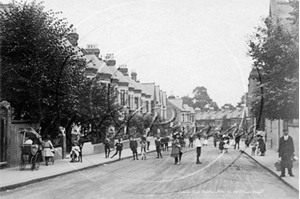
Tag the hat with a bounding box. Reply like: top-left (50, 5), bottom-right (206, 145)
top-left (283, 129), bottom-right (289, 132)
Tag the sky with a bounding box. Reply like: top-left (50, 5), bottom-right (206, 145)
top-left (4, 0), bottom-right (270, 107)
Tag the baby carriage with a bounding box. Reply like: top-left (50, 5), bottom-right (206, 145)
top-left (19, 128), bottom-right (42, 171)
top-left (70, 139), bottom-right (83, 162)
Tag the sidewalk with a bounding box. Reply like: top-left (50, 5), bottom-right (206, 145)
top-left (0, 139), bottom-right (157, 192)
top-left (240, 141), bottom-right (299, 191)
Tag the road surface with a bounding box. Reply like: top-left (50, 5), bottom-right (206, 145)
top-left (1, 143), bottom-right (298, 199)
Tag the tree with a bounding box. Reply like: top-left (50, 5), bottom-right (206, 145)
top-left (247, 2), bottom-right (299, 120)
top-left (0, 1), bottom-right (86, 136)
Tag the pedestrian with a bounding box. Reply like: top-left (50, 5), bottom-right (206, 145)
top-left (164, 136), bottom-right (169, 151)
top-left (171, 134), bottom-right (182, 165)
top-left (195, 134), bottom-right (202, 164)
top-left (257, 135), bottom-right (266, 156)
top-left (219, 135), bottom-right (224, 153)
top-left (140, 139), bottom-right (147, 160)
top-left (43, 135), bottom-right (54, 166)
top-left (161, 136), bottom-right (165, 151)
top-left (146, 128), bottom-right (151, 150)
top-left (155, 136), bottom-right (163, 158)
top-left (279, 129), bottom-right (295, 177)
top-left (234, 135), bottom-right (241, 150)
top-left (189, 136), bottom-right (194, 148)
top-left (222, 135), bottom-right (229, 153)
top-left (104, 136), bottom-right (111, 158)
top-left (130, 136), bottom-right (139, 160)
top-left (213, 134), bottom-right (218, 148)
top-left (203, 136), bottom-right (208, 146)
top-left (250, 137), bottom-right (258, 156)
top-left (111, 138), bottom-right (123, 160)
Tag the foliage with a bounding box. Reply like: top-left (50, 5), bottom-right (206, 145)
top-left (0, 1), bottom-right (88, 136)
top-left (247, 2), bottom-right (299, 120)
top-left (182, 86), bottom-right (219, 111)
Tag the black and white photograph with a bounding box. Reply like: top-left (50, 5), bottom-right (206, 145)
top-left (0, 0), bottom-right (298, 198)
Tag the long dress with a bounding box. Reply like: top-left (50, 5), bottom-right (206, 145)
top-left (43, 140), bottom-right (54, 157)
top-left (171, 139), bottom-right (181, 158)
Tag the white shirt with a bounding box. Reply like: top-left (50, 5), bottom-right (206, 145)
top-left (195, 138), bottom-right (202, 147)
top-left (284, 135), bottom-right (289, 141)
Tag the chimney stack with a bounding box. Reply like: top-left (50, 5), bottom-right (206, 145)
top-left (119, 65), bottom-right (128, 76)
top-left (85, 44), bottom-right (100, 58)
top-left (105, 53), bottom-right (116, 66)
top-left (131, 70), bottom-right (137, 82)
top-left (67, 28), bottom-right (79, 46)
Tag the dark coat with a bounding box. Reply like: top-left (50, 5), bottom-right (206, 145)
top-left (130, 140), bottom-right (138, 151)
top-left (279, 136), bottom-right (294, 169)
top-left (115, 142), bottom-right (123, 151)
top-left (257, 138), bottom-right (266, 153)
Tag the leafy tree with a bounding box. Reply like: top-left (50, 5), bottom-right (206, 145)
top-left (0, 1), bottom-right (86, 136)
top-left (247, 2), bottom-right (299, 120)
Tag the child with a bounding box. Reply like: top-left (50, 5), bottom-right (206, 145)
top-left (251, 138), bottom-right (258, 156)
top-left (140, 139), bottom-right (147, 160)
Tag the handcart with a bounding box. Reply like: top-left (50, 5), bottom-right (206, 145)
top-left (19, 128), bottom-right (42, 171)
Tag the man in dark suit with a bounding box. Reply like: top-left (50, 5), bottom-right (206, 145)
top-left (130, 136), bottom-right (139, 160)
top-left (279, 129), bottom-right (295, 177)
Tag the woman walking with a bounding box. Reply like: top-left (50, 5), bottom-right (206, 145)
top-left (171, 134), bottom-right (182, 165)
top-left (111, 138), bottom-right (123, 160)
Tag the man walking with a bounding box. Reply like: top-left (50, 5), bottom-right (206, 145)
top-left (195, 134), bottom-right (202, 164)
top-left (279, 129), bottom-right (295, 177)
top-left (234, 135), bottom-right (240, 150)
top-left (155, 136), bottom-right (163, 158)
top-left (189, 136), bottom-right (194, 148)
top-left (130, 136), bottom-right (139, 160)
top-left (104, 136), bottom-right (111, 158)
top-left (111, 138), bottom-right (123, 160)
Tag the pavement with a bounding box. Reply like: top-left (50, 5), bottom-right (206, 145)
top-left (239, 141), bottom-right (299, 191)
top-left (0, 138), bottom-right (298, 193)
top-left (0, 139), bottom-right (158, 192)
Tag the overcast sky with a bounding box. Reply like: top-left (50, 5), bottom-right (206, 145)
top-left (9, 0), bottom-right (270, 106)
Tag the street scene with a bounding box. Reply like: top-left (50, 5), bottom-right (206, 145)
top-left (0, 0), bottom-right (298, 199)
top-left (1, 141), bottom-right (298, 199)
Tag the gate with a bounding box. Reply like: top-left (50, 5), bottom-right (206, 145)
top-left (0, 101), bottom-right (11, 164)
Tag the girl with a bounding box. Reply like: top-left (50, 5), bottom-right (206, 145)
top-left (43, 136), bottom-right (55, 166)
top-left (140, 139), bottom-right (147, 160)
top-left (171, 134), bottom-right (182, 165)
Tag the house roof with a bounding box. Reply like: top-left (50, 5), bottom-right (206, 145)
top-left (85, 54), bottom-right (112, 76)
top-left (141, 83), bottom-right (155, 100)
top-left (108, 66), bottom-right (129, 84)
top-left (168, 99), bottom-right (184, 111)
top-left (196, 108), bottom-right (246, 121)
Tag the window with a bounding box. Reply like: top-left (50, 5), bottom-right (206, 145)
top-left (146, 101), bottom-right (149, 112)
top-left (128, 94), bottom-right (131, 108)
top-left (120, 90), bottom-right (125, 106)
top-left (135, 97), bottom-right (139, 110)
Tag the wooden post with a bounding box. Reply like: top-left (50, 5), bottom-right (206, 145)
top-left (59, 126), bottom-right (66, 159)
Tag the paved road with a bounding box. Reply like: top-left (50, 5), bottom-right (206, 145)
top-left (1, 144), bottom-right (298, 199)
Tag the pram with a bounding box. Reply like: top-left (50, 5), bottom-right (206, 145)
top-left (19, 128), bottom-right (42, 171)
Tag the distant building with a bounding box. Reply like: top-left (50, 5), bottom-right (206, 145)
top-left (167, 97), bottom-right (196, 135)
top-left (195, 108), bottom-right (247, 132)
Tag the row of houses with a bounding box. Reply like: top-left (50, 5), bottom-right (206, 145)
top-left (67, 31), bottom-right (168, 120)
